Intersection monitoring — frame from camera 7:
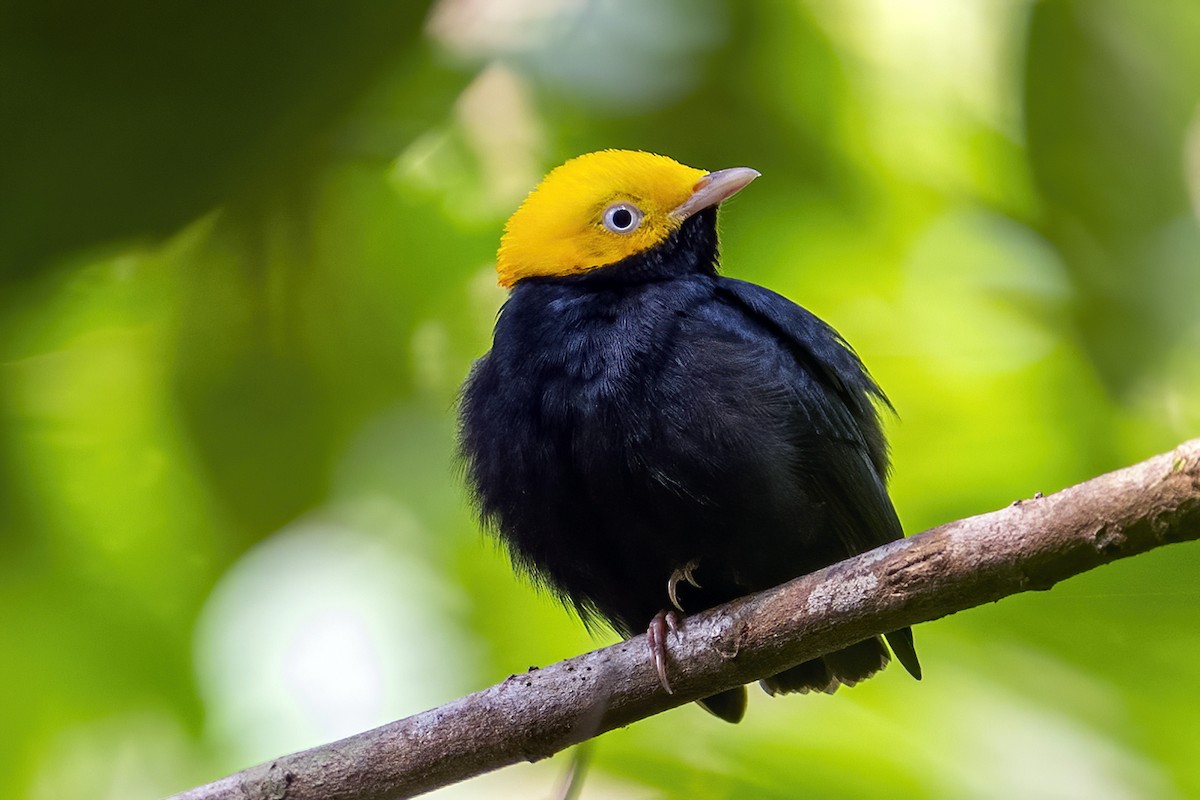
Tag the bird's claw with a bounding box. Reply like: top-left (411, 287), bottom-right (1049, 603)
top-left (667, 558), bottom-right (702, 613)
top-left (646, 609), bottom-right (681, 694)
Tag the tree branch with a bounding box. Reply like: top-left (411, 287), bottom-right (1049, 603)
top-left (169, 439), bottom-right (1200, 800)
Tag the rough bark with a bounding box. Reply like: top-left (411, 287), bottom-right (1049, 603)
top-left (169, 438), bottom-right (1200, 800)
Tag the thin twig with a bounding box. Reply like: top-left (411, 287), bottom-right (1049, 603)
top-left (553, 743), bottom-right (591, 800)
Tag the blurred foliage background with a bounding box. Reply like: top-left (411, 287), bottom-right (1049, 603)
top-left (2, 1), bottom-right (1199, 798)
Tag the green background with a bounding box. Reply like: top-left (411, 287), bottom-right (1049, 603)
top-left (2, 1), bottom-right (1199, 798)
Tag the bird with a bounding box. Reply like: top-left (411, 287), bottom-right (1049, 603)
top-left (458, 149), bottom-right (920, 723)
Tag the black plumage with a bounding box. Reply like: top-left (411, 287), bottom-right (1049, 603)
top-left (459, 207), bottom-right (920, 723)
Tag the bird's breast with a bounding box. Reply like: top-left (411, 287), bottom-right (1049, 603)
top-left (497, 280), bottom-right (704, 419)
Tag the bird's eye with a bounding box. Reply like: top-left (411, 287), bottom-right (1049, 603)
top-left (602, 203), bottom-right (643, 234)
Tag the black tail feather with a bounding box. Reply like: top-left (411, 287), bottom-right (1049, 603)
top-left (701, 629), bottom-right (919, 718)
top-left (760, 636), bottom-right (895, 695)
top-left (885, 626), bottom-right (922, 680)
top-left (696, 686), bottom-right (747, 723)
top-left (760, 655), bottom-right (835, 695)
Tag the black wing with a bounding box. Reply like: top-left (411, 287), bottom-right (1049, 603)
top-left (716, 276), bottom-right (898, 547)
top-left (716, 277), bottom-right (920, 680)
top-left (716, 277), bottom-right (892, 478)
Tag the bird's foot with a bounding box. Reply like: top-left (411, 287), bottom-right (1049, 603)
top-left (646, 609), bottom-right (681, 694)
top-left (667, 558), bottom-right (702, 613)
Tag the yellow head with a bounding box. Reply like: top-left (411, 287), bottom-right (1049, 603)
top-left (496, 150), bottom-right (759, 288)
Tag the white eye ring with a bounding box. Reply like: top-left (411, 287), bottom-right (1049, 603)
top-left (602, 203), bottom-right (644, 234)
